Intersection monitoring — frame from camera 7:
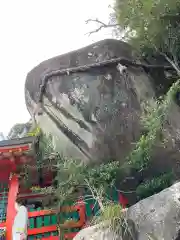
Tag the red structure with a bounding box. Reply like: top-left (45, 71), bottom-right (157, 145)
top-left (0, 137), bottom-right (85, 239)
top-left (0, 136), bottom-right (128, 239)
top-left (0, 139), bottom-right (32, 238)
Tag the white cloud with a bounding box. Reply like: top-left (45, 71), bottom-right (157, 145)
top-left (0, 0), bottom-right (113, 135)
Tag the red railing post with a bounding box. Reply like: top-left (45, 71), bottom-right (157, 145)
top-left (6, 174), bottom-right (19, 240)
top-left (118, 192), bottom-right (128, 208)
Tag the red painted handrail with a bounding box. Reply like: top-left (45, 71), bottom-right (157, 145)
top-left (28, 205), bottom-right (85, 231)
top-left (28, 205), bottom-right (83, 217)
top-left (27, 205), bottom-right (85, 238)
top-left (28, 225), bottom-right (57, 235)
top-left (28, 227), bottom-right (78, 239)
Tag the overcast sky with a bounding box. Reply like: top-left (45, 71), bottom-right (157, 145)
top-left (0, 0), bottom-right (113, 135)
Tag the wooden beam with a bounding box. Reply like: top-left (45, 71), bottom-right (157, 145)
top-left (28, 205), bottom-right (84, 217)
top-left (28, 227), bottom-right (78, 239)
top-left (28, 225), bottom-right (57, 235)
top-left (29, 231), bottom-right (77, 239)
top-left (0, 145), bottom-right (29, 153)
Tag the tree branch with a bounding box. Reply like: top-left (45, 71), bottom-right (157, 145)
top-left (160, 13), bottom-right (180, 19)
top-left (84, 179), bottom-right (105, 212)
top-left (85, 18), bottom-right (119, 35)
top-left (161, 52), bottom-right (180, 76)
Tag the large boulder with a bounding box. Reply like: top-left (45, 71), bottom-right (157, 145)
top-left (25, 39), bottom-right (155, 163)
top-left (73, 223), bottom-right (124, 240)
top-left (74, 182), bottom-right (180, 240)
top-left (25, 39), bottom-right (180, 202)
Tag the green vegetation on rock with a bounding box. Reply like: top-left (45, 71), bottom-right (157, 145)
top-left (136, 171), bottom-right (174, 199)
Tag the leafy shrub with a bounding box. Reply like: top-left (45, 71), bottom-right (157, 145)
top-left (136, 172), bottom-right (174, 199)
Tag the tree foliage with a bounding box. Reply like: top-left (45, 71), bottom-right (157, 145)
top-left (8, 121), bottom-right (32, 139)
top-left (115, 0), bottom-right (180, 56)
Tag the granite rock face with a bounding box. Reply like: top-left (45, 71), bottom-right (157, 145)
top-left (73, 182), bottom-right (180, 240)
top-left (25, 39), bottom-right (155, 162)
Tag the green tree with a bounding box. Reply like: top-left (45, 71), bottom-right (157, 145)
top-left (8, 121), bottom-right (32, 139)
top-left (115, 0), bottom-right (180, 55)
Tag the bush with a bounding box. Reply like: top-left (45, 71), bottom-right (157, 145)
top-left (136, 171), bottom-right (174, 199)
